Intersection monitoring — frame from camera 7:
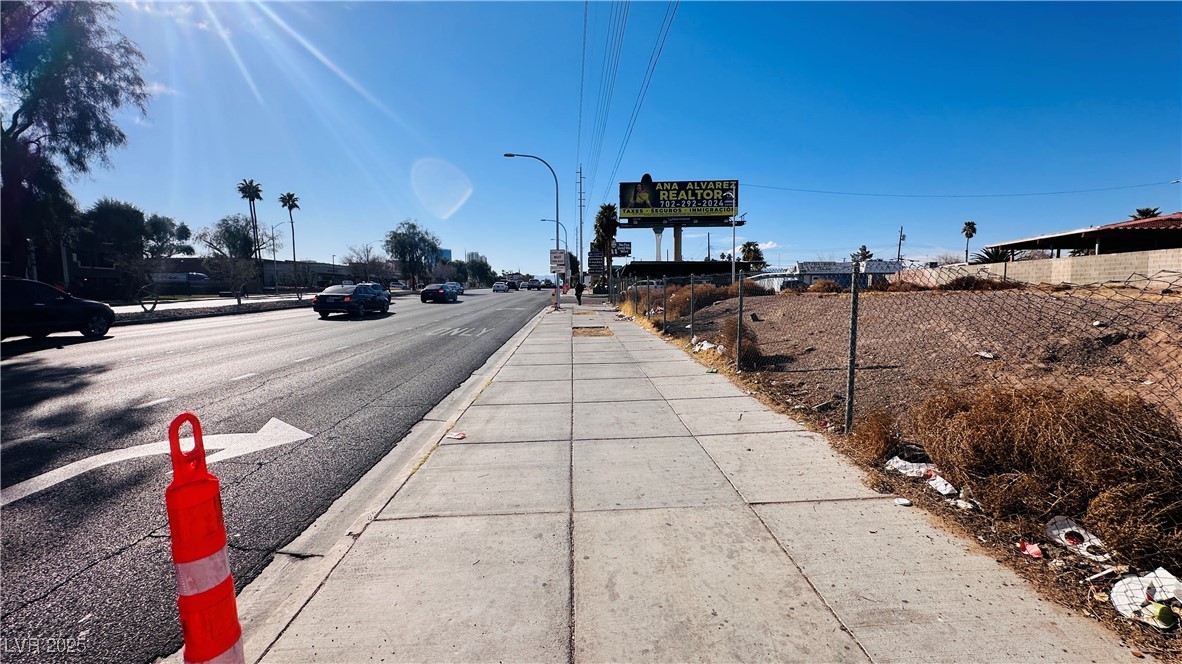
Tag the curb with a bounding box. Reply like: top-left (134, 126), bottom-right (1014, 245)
top-left (113, 301), bottom-right (314, 327)
top-left (158, 305), bottom-right (551, 664)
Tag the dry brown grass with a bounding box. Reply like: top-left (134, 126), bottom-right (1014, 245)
top-left (807, 279), bottom-right (843, 293)
top-left (842, 409), bottom-right (901, 465)
top-left (909, 385), bottom-right (1182, 569)
top-left (572, 326), bottom-right (614, 337)
top-left (718, 316), bottom-right (763, 368)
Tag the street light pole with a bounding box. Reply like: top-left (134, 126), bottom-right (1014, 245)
top-left (505, 153), bottom-right (561, 311)
top-left (331, 254), bottom-right (335, 285)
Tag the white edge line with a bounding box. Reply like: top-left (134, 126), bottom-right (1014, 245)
top-left (230, 373), bottom-right (258, 381)
top-left (134, 397), bottom-right (174, 409)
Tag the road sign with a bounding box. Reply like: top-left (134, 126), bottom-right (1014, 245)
top-left (611, 241), bottom-right (631, 257)
top-left (588, 251), bottom-right (605, 274)
top-left (550, 249), bottom-right (567, 273)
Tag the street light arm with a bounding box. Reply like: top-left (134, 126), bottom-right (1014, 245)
top-left (505, 152), bottom-right (562, 308)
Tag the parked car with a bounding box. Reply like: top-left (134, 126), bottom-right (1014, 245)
top-left (492, 281), bottom-right (509, 292)
top-left (541, 279), bottom-right (555, 289)
top-left (389, 281), bottom-right (409, 290)
top-left (444, 281), bottom-right (464, 295)
top-left (626, 279), bottom-right (665, 294)
top-left (506, 281), bottom-right (520, 291)
top-left (1, 277), bottom-right (116, 339)
top-left (312, 284), bottom-right (389, 318)
top-left (525, 279), bottom-right (542, 290)
top-left (421, 283), bottom-right (458, 303)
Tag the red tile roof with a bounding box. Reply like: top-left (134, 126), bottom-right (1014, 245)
top-left (1096, 212), bottom-right (1182, 231)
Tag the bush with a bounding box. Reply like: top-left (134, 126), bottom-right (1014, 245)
top-left (938, 275), bottom-right (1021, 291)
top-left (807, 279), bottom-right (842, 293)
top-left (910, 386), bottom-right (1182, 569)
top-left (718, 316), bottom-right (762, 368)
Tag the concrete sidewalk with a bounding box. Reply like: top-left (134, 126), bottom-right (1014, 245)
top-left (244, 297), bottom-right (1132, 663)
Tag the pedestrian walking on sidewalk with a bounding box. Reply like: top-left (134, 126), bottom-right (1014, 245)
top-left (575, 280), bottom-right (584, 305)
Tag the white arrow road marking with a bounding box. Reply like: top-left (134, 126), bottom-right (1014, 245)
top-left (0, 418), bottom-right (312, 507)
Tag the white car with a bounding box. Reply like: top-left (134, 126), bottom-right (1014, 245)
top-left (492, 282), bottom-right (509, 292)
top-left (626, 279), bottom-right (665, 294)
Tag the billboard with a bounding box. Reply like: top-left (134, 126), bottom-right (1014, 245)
top-left (620, 177), bottom-right (738, 219)
top-left (611, 241), bottom-right (631, 257)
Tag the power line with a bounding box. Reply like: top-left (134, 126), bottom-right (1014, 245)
top-left (744, 179), bottom-right (1181, 199)
top-left (575, 0), bottom-right (588, 169)
top-left (600, 0), bottom-right (679, 204)
top-left (586, 1), bottom-right (630, 199)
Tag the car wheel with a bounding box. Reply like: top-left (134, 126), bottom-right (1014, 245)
top-left (319, 311), bottom-right (330, 319)
top-left (382, 302), bottom-right (389, 314)
top-left (81, 314), bottom-right (112, 339)
top-left (355, 304), bottom-right (365, 317)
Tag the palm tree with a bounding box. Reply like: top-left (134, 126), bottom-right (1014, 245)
top-left (961, 220), bottom-right (977, 263)
top-left (237, 179), bottom-right (263, 264)
top-left (970, 246), bottom-right (1012, 264)
top-left (1130, 207), bottom-right (1162, 220)
top-left (592, 203), bottom-right (619, 285)
top-left (278, 192), bottom-right (300, 288)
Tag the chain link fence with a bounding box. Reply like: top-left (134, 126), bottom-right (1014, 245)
top-left (617, 265), bottom-right (1182, 643)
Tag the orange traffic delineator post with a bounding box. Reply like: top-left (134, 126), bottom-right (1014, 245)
top-left (166, 413), bottom-right (245, 664)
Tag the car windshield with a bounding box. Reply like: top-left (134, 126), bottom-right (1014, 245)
top-left (322, 285), bottom-right (355, 294)
top-left (424, 284), bottom-right (444, 290)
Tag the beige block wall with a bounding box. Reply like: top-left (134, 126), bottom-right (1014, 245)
top-left (896, 248), bottom-right (1182, 289)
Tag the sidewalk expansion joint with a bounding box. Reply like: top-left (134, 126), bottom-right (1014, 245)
top-left (373, 509), bottom-right (569, 522)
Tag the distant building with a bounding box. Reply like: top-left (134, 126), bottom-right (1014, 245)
top-left (436, 248), bottom-right (452, 262)
top-left (464, 251), bottom-right (487, 264)
top-left (791, 260), bottom-right (902, 288)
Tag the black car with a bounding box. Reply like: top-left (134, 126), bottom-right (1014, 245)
top-left (506, 281), bottom-right (520, 291)
top-left (420, 283), bottom-right (458, 303)
top-left (312, 284), bottom-right (389, 318)
top-left (1, 277), bottom-right (115, 339)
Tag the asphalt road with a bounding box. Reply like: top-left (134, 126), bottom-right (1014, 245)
top-left (0, 289), bottom-right (550, 663)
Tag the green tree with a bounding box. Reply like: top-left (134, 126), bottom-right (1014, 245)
top-left (384, 220), bottom-right (441, 287)
top-left (143, 214), bottom-right (194, 259)
top-left (1, 1), bottom-right (149, 278)
top-left (961, 220), bottom-right (977, 263)
top-left (343, 243), bottom-right (385, 281)
top-left (80, 198), bottom-right (145, 286)
top-left (1130, 207), bottom-right (1162, 220)
top-left (970, 246), bottom-right (1012, 264)
top-left (738, 241), bottom-right (767, 270)
top-left (467, 257), bottom-right (495, 287)
top-left (237, 179), bottom-right (263, 264)
top-left (592, 203), bottom-right (619, 280)
top-left (565, 252), bottom-right (580, 285)
top-left (195, 213), bottom-right (259, 302)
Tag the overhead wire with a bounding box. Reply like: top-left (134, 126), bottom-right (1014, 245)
top-left (599, 0), bottom-right (679, 204)
top-left (585, 1), bottom-right (630, 199)
top-left (743, 179), bottom-right (1181, 199)
top-left (575, 0), bottom-right (588, 170)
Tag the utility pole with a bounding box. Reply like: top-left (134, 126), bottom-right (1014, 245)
top-left (707, 233), bottom-right (711, 261)
top-left (896, 226), bottom-right (906, 261)
top-left (577, 166), bottom-right (585, 286)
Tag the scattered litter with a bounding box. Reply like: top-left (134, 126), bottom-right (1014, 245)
top-left (1017, 541), bottom-right (1043, 558)
top-left (927, 475), bottom-right (957, 496)
top-left (1083, 566), bottom-right (1127, 585)
top-left (1144, 568), bottom-right (1181, 603)
top-left (949, 498), bottom-right (975, 510)
top-left (445, 431), bottom-right (467, 440)
top-left (705, 369), bottom-right (718, 374)
top-left (973, 351), bottom-right (998, 360)
top-left (817, 420), bottom-right (829, 428)
top-left (1093, 592), bottom-right (1109, 602)
top-left (1045, 516), bottom-right (1112, 562)
top-left (1111, 573), bottom-right (1179, 629)
top-left (750, 313), bottom-right (762, 322)
top-left (1049, 558), bottom-right (1067, 569)
top-left (1142, 379), bottom-right (1155, 385)
top-left (1092, 320), bottom-right (1108, 328)
top-left (812, 400), bottom-right (834, 412)
top-left (885, 456), bottom-right (937, 478)
top-left (692, 340), bottom-right (718, 353)
top-left (893, 498), bottom-right (912, 507)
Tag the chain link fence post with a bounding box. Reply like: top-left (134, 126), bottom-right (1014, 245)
top-left (662, 276), bottom-right (668, 333)
top-left (844, 262), bottom-right (861, 433)
top-left (689, 275), bottom-right (695, 341)
top-left (737, 271), bottom-right (744, 371)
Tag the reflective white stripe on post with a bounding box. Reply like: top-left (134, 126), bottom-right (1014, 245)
top-left (186, 637), bottom-right (244, 664)
top-left (174, 546), bottom-right (231, 597)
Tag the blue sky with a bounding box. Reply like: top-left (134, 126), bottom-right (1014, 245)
top-left (71, 1), bottom-right (1181, 275)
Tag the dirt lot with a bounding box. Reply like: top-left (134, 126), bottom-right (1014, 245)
top-left (679, 287), bottom-right (1182, 426)
top-left (643, 284), bottom-right (1182, 658)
